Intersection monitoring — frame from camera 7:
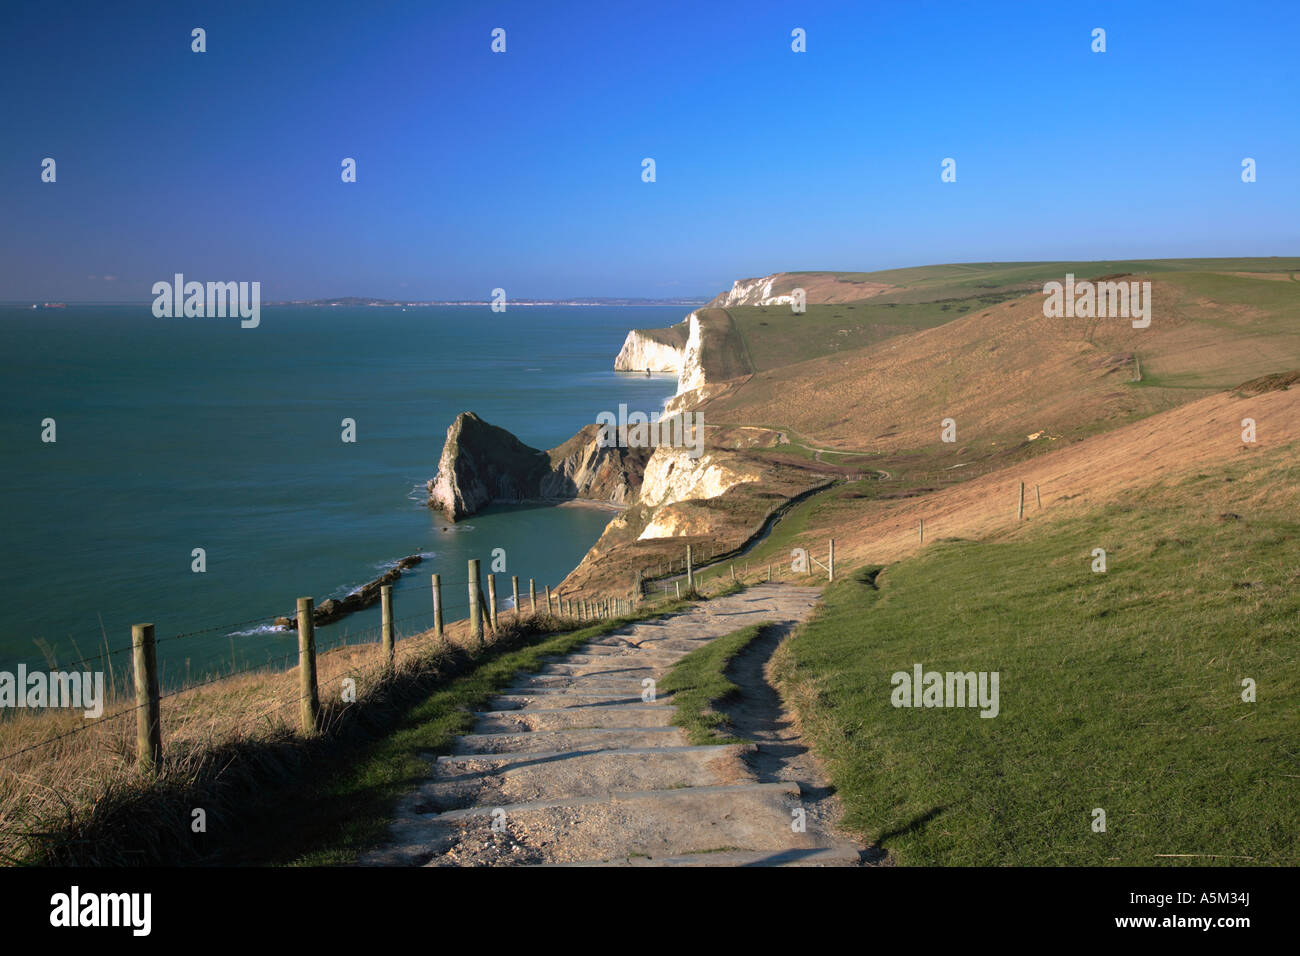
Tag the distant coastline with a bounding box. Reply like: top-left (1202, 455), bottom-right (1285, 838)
top-left (266, 297), bottom-right (711, 308)
top-left (2, 297), bottom-right (710, 308)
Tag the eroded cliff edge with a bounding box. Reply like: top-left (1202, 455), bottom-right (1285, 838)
top-left (613, 320), bottom-right (690, 373)
top-left (613, 308), bottom-right (752, 413)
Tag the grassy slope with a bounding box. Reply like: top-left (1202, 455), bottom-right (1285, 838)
top-left (771, 451), bottom-right (1300, 866)
top-left (704, 269), bottom-right (1299, 473)
top-left (659, 619), bottom-right (765, 745)
top-left (732, 259), bottom-right (1300, 373)
top-left (805, 257), bottom-right (1300, 296)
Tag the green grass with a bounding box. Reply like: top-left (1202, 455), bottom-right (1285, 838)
top-left (773, 453), bottom-right (1300, 866)
top-left (659, 623), bottom-right (770, 745)
top-left (729, 298), bottom-right (999, 372)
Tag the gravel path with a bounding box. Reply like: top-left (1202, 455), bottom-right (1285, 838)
top-left (362, 584), bottom-right (866, 866)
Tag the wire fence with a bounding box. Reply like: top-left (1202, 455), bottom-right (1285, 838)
top-left (0, 558), bottom-right (639, 771)
top-left (1, 475), bottom-right (849, 774)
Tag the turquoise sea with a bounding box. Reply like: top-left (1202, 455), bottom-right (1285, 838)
top-left (0, 304), bottom-right (681, 686)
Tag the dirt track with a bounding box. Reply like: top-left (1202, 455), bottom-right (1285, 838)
top-left (362, 584), bottom-right (867, 867)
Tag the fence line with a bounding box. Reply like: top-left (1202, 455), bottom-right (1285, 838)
top-left (1, 558), bottom-right (638, 775)
top-left (4, 473), bottom-right (859, 776)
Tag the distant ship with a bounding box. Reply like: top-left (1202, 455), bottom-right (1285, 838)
top-left (39, 302), bottom-right (67, 309)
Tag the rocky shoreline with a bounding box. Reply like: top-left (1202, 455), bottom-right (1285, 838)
top-left (274, 554), bottom-right (424, 630)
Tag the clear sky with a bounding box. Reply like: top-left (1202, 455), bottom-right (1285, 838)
top-left (2, 0), bottom-right (1296, 302)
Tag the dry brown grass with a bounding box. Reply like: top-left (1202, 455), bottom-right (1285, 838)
top-left (768, 385), bottom-right (1300, 574)
top-left (0, 610), bottom-right (574, 864)
top-left (699, 273), bottom-right (1300, 455)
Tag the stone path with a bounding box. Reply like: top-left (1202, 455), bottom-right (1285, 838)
top-left (362, 584), bottom-right (866, 867)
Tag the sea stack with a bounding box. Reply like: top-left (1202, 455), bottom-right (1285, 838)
top-left (427, 412), bottom-right (654, 520)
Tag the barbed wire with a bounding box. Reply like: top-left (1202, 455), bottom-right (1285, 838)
top-left (0, 532), bottom-right (785, 770)
top-left (0, 701), bottom-right (147, 764)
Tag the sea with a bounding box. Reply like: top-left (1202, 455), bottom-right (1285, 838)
top-left (0, 304), bottom-right (682, 687)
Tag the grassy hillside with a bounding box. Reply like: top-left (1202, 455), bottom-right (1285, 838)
top-left (722, 258), bottom-right (1300, 380)
top-left (772, 450), bottom-right (1300, 865)
top-left (799, 257), bottom-right (1300, 299)
top-left (704, 266), bottom-right (1300, 468)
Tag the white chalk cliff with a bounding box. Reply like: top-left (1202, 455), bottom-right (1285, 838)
top-left (710, 275), bottom-right (798, 308)
top-left (613, 321), bottom-right (690, 374)
top-left (634, 445), bottom-right (764, 539)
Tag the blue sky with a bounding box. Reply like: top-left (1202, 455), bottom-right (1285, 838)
top-left (1, 0), bottom-right (1296, 301)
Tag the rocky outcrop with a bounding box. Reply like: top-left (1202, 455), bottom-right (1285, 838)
top-left (637, 445), bottom-right (763, 508)
top-left (427, 413), bottom-right (553, 519)
top-left (427, 412), bottom-right (653, 520)
top-left (613, 321), bottom-right (690, 373)
top-left (542, 423), bottom-right (651, 505)
top-left (275, 554), bottom-right (423, 630)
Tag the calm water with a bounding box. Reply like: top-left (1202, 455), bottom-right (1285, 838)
top-left (0, 305), bottom-right (680, 684)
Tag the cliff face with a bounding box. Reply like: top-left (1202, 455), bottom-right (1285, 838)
top-left (709, 275), bottom-right (799, 308)
top-left (705, 272), bottom-right (894, 308)
top-left (427, 412), bottom-right (552, 519)
top-left (613, 321), bottom-right (690, 373)
top-left (674, 308), bottom-right (752, 401)
top-left (633, 444), bottom-right (765, 539)
top-left (609, 308), bottom-right (753, 412)
top-left (428, 413), bottom-right (652, 519)
top-left (541, 423), bottom-right (652, 505)
top-left (636, 444), bottom-right (763, 510)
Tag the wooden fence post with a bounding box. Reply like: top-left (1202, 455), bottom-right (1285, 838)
top-left (488, 574), bottom-right (498, 630)
top-left (731, 563), bottom-right (735, 582)
top-left (829, 538), bottom-right (835, 582)
top-left (675, 581), bottom-right (681, 599)
top-left (432, 573), bottom-right (443, 638)
top-left (546, 584), bottom-right (553, 615)
top-left (131, 623), bottom-right (162, 772)
top-left (294, 600), bottom-right (319, 736)
top-left (468, 560), bottom-right (483, 645)
top-left (919, 518), bottom-right (924, 544)
top-left (1018, 482), bottom-right (1025, 521)
top-left (511, 575), bottom-right (520, 619)
top-left (686, 544), bottom-right (694, 592)
top-left (1036, 484), bottom-right (1042, 509)
top-left (381, 584), bottom-right (395, 664)
top-left (529, 578), bottom-right (537, 615)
